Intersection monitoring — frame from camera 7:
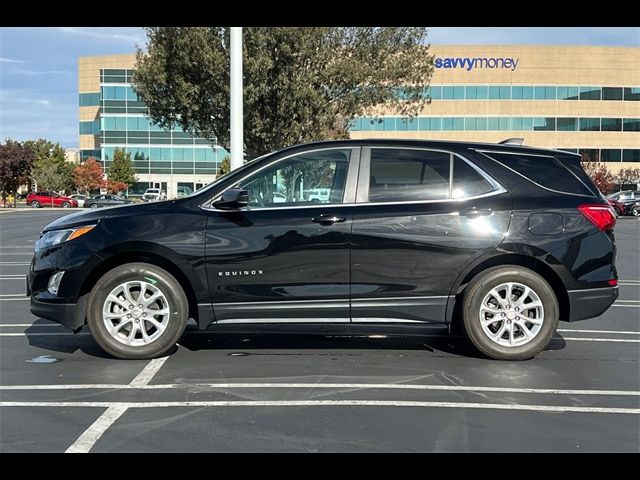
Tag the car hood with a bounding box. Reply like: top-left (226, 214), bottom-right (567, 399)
top-left (42, 200), bottom-right (177, 232)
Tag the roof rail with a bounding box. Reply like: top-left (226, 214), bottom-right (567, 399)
top-left (499, 138), bottom-right (524, 145)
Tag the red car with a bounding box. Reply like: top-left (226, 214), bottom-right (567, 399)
top-left (27, 192), bottom-right (79, 208)
top-left (607, 198), bottom-right (625, 216)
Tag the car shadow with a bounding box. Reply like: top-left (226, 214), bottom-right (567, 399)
top-left (24, 320), bottom-right (567, 360)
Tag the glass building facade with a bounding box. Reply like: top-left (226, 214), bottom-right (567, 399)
top-left (79, 63), bottom-right (226, 197)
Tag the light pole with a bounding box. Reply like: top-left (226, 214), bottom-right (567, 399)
top-left (230, 27), bottom-right (243, 171)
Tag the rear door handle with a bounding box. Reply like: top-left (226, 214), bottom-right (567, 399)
top-left (460, 208), bottom-right (493, 218)
top-left (312, 215), bottom-right (346, 225)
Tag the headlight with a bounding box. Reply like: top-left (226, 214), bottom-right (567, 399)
top-left (35, 225), bottom-right (96, 252)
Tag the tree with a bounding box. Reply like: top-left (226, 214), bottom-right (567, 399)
top-left (0, 139), bottom-right (35, 207)
top-left (217, 155), bottom-right (230, 176)
top-left (24, 139), bottom-right (66, 164)
top-left (74, 158), bottom-right (105, 194)
top-left (581, 160), bottom-right (615, 194)
top-left (108, 148), bottom-right (137, 187)
top-left (613, 167), bottom-right (640, 188)
top-left (134, 27), bottom-right (434, 158)
top-left (106, 179), bottom-right (128, 195)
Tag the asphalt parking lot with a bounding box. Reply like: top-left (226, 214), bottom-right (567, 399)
top-left (1, 209), bottom-right (638, 452)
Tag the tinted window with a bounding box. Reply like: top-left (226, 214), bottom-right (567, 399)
top-left (602, 87), bottom-right (623, 101)
top-left (452, 157), bottom-right (494, 199)
top-left (486, 152), bottom-right (594, 196)
top-left (368, 149), bottom-right (450, 202)
top-left (239, 149), bottom-right (351, 208)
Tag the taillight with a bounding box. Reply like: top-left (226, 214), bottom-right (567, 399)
top-left (608, 279), bottom-right (618, 287)
top-left (578, 204), bottom-right (617, 231)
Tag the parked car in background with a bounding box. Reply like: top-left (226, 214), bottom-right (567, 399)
top-left (307, 188), bottom-right (331, 203)
top-left (142, 188), bottom-right (166, 202)
top-left (27, 192), bottom-right (78, 208)
top-left (70, 194), bottom-right (88, 208)
top-left (607, 190), bottom-right (640, 215)
top-left (85, 194), bottom-right (134, 209)
top-left (28, 139), bottom-right (618, 361)
top-left (607, 198), bottom-right (625, 216)
top-left (176, 186), bottom-right (193, 198)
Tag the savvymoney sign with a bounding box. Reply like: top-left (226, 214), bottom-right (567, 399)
top-left (434, 57), bottom-right (519, 71)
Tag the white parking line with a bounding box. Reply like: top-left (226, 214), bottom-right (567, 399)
top-left (0, 262), bottom-right (30, 266)
top-left (65, 356), bottom-right (169, 454)
top-left (0, 298), bottom-right (29, 302)
top-left (0, 324), bottom-right (61, 327)
top-left (560, 337), bottom-right (640, 343)
top-left (1, 382), bottom-right (639, 397)
top-left (558, 329), bottom-right (640, 335)
top-left (1, 400), bottom-right (638, 415)
top-left (0, 294), bottom-right (27, 297)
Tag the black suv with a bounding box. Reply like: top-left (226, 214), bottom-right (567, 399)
top-left (28, 140), bottom-right (618, 360)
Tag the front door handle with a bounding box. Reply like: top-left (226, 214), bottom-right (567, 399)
top-left (312, 215), bottom-right (346, 225)
top-left (460, 208), bottom-right (493, 218)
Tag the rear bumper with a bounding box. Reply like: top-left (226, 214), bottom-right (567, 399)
top-left (567, 286), bottom-right (619, 321)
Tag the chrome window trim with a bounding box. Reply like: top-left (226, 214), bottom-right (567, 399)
top-left (200, 146), bottom-right (360, 212)
top-left (358, 145), bottom-right (506, 204)
top-left (477, 150), bottom-right (596, 198)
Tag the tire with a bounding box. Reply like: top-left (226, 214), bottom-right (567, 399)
top-left (86, 262), bottom-right (189, 360)
top-left (632, 206), bottom-right (639, 217)
top-left (30, 200), bottom-right (40, 208)
top-left (461, 266), bottom-right (559, 360)
top-left (90, 203), bottom-right (98, 209)
top-left (61, 202), bottom-right (70, 208)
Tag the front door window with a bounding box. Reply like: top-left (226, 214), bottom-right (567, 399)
top-left (238, 149), bottom-right (352, 208)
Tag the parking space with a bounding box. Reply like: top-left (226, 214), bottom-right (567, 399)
top-left (1, 210), bottom-right (639, 452)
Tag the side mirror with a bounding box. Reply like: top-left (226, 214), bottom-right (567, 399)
top-left (213, 188), bottom-right (249, 210)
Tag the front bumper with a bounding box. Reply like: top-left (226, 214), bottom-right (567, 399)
top-left (567, 286), bottom-right (619, 321)
top-left (30, 293), bottom-right (88, 331)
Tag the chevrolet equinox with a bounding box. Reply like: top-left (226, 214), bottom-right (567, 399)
top-left (28, 139), bottom-right (619, 360)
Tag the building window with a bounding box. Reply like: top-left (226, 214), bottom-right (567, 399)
top-left (579, 118), bottom-right (601, 131)
top-left (623, 88), bottom-right (640, 101)
top-left (557, 86), bottom-right (579, 100)
top-left (601, 118), bottom-right (622, 131)
top-left (580, 87), bottom-right (601, 100)
top-left (533, 117), bottom-right (555, 131)
top-left (79, 92), bottom-right (100, 107)
top-left (557, 118), bottom-right (578, 131)
top-left (623, 119), bottom-right (640, 132)
top-left (602, 87), bottom-right (623, 101)
top-left (579, 149), bottom-right (600, 162)
top-left (623, 150), bottom-right (640, 162)
top-left (601, 149), bottom-right (622, 162)
top-left (428, 86), bottom-right (442, 100)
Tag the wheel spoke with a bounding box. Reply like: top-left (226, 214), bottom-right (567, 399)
top-left (489, 288), bottom-right (507, 308)
top-left (127, 323), bottom-right (138, 343)
top-left (122, 284), bottom-right (137, 307)
top-left (520, 312), bottom-right (543, 325)
top-left (521, 300), bottom-right (543, 310)
top-left (115, 318), bottom-right (133, 333)
top-left (508, 325), bottom-right (514, 345)
top-left (107, 294), bottom-right (129, 311)
top-left (480, 305), bottom-right (502, 315)
top-left (148, 308), bottom-right (170, 316)
top-left (145, 317), bottom-right (164, 330)
top-left (491, 322), bottom-right (508, 340)
top-left (142, 291), bottom-right (162, 308)
top-left (517, 320), bottom-right (532, 341)
top-left (505, 282), bottom-right (515, 304)
top-left (515, 286), bottom-right (531, 307)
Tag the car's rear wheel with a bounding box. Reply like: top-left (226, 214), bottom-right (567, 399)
top-left (30, 200), bottom-right (40, 208)
top-left (90, 203), bottom-right (98, 209)
top-left (86, 262), bottom-right (189, 360)
top-left (632, 206), bottom-right (640, 217)
top-left (461, 266), bottom-right (558, 360)
top-left (61, 201), bottom-right (70, 208)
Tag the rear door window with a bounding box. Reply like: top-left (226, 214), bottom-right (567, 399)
top-left (368, 148), bottom-right (450, 202)
top-left (452, 157), bottom-right (495, 198)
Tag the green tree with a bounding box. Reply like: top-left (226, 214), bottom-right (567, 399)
top-left (24, 139), bottom-right (66, 165)
top-left (134, 27), bottom-right (434, 158)
top-left (0, 139), bottom-right (36, 206)
top-left (217, 155), bottom-right (230, 176)
top-left (108, 148), bottom-right (137, 187)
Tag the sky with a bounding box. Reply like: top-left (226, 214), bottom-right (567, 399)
top-left (0, 27), bottom-right (638, 148)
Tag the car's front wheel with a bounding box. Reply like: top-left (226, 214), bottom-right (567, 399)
top-left (632, 205), bottom-right (640, 217)
top-left (461, 266), bottom-right (559, 360)
top-left (86, 262), bottom-right (189, 359)
top-left (89, 203), bottom-right (98, 209)
top-left (61, 201), bottom-right (70, 208)
top-left (30, 200), bottom-right (40, 208)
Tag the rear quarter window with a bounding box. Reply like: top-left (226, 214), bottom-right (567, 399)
top-left (482, 152), bottom-right (594, 196)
